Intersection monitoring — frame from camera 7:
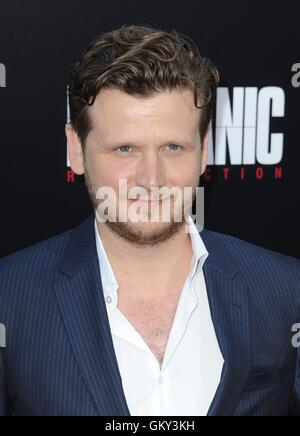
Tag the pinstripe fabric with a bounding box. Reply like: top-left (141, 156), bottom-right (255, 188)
top-left (0, 213), bottom-right (300, 416)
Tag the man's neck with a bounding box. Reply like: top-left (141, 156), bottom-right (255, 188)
top-left (96, 220), bottom-right (193, 293)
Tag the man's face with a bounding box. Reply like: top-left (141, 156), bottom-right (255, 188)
top-left (67, 87), bottom-right (209, 247)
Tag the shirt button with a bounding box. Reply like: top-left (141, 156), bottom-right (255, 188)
top-left (106, 296), bottom-right (112, 304)
top-left (159, 376), bottom-right (164, 384)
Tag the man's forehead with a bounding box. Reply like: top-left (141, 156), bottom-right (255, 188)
top-left (90, 87), bottom-right (199, 117)
top-left (88, 87), bottom-right (200, 137)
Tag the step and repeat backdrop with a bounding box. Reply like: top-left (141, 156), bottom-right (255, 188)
top-left (0, 0), bottom-right (299, 259)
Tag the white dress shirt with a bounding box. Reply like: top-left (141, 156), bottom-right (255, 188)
top-left (95, 214), bottom-right (224, 416)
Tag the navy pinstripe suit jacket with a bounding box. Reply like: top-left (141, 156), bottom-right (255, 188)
top-left (0, 213), bottom-right (300, 416)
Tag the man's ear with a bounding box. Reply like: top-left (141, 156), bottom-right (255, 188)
top-left (65, 123), bottom-right (85, 175)
top-left (200, 129), bottom-right (209, 176)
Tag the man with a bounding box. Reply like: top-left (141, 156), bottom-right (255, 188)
top-left (0, 24), bottom-right (300, 416)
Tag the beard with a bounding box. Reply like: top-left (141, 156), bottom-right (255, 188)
top-left (84, 170), bottom-right (196, 248)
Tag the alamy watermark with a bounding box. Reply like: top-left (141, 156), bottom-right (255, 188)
top-left (0, 63), bottom-right (6, 88)
top-left (291, 323), bottom-right (300, 348)
top-left (95, 179), bottom-right (205, 233)
top-left (1, 65), bottom-right (7, 345)
top-left (0, 324), bottom-right (6, 348)
top-left (291, 63), bottom-right (300, 88)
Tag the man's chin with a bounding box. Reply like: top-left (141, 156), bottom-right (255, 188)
top-left (104, 218), bottom-right (185, 247)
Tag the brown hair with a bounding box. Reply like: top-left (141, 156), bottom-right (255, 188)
top-left (68, 24), bottom-right (219, 147)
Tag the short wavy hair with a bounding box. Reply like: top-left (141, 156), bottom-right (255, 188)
top-left (68, 24), bottom-right (219, 147)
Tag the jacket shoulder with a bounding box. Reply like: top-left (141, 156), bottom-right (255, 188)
top-left (0, 228), bottom-right (72, 278)
top-left (203, 229), bottom-right (300, 287)
top-left (0, 227), bottom-right (76, 323)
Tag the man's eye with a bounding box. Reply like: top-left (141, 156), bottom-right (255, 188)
top-left (116, 146), bottom-right (133, 153)
top-left (115, 144), bottom-right (182, 153)
top-left (166, 144), bottom-right (182, 152)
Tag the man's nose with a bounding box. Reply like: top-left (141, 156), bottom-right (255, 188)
top-left (135, 150), bottom-right (166, 192)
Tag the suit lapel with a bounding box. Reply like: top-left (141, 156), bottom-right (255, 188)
top-left (201, 230), bottom-right (252, 416)
top-left (54, 214), bottom-right (251, 416)
top-left (54, 214), bottom-right (130, 416)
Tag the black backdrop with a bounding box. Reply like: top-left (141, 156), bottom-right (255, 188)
top-left (0, 0), bottom-right (299, 259)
